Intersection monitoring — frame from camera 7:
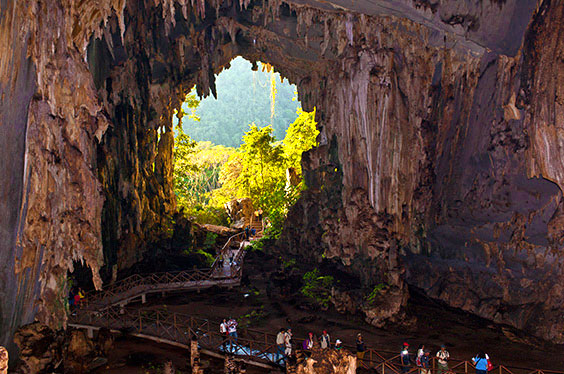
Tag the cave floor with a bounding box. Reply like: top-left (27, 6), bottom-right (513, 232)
top-left (95, 250), bottom-right (564, 373)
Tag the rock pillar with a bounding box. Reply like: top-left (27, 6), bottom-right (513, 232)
top-left (0, 346), bottom-right (7, 374)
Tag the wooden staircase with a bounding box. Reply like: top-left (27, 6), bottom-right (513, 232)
top-left (249, 216), bottom-right (264, 240)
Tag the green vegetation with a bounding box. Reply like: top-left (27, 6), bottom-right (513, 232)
top-left (300, 269), bottom-right (334, 309)
top-left (212, 109), bottom-right (318, 234)
top-left (365, 283), bottom-right (389, 305)
top-left (174, 109), bottom-right (318, 233)
top-left (172, 59), bottom-right (318, 240)
top-left (178, 57), bottom-right (300, 147)
top-left (280, 257), bottom-right (296, 270)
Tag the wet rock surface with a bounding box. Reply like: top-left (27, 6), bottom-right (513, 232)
top-left (2, 0), bottom-right (564, 355)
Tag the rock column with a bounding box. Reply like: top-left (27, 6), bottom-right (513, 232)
top-left (0, 346), bottom-right (7, 374)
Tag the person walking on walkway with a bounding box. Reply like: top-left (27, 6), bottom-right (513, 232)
top-left (416, 344), bottom-right (425, 371)
top-left (472, 351), bottom-right (490, 374)
top-left (436, 345), bottom-right (450, 374)
top-left (227, 317), bottom-right (238, 344)
top-left (420, 350), bottom-right (431, 374)
top-left (320, 330), bottom-right (330, 349)
top-left (284, 328), bottom-right (293, 356)
top-left (400, 342), bottom-right (412, 373)
top-left (302, 332), bottom-right (314, 351)
top-left (276, 328), bottom-right (286, 363)
top-left (356, 333), bottom-right (366, 360)
top-left (220, 319), bottom-right (229, 350)
top-left (335, 339), bottom-right (342, 350)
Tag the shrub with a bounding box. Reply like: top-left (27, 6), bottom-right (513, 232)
top-left (300, 269), bottom-right (334, 309)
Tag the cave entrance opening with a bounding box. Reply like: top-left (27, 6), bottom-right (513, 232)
top-left (171, 56), bottom-right (318, 241)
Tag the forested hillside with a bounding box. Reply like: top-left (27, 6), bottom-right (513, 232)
top-left (180, 57), bottom-right (300, 147)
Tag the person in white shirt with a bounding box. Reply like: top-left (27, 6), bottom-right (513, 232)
top-left (436, 345), bottom-right (450, 374)
top-left (320, 330), bottom-right (330, 349)
top-left (284, 328), bottom-right (293, 356)
top-left (220, 319), bottom-right (228, 350)
top-left (276, 328), bottom-right (286, 363)
top-left (227, 318), bottom-right (238, 342)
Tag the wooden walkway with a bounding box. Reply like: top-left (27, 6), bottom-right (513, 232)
top-left (69, 233), bottom-right (564, 374)
top-left (80, 232), bottom-right (248, 310)
top-left (69, 306), bottom-right (564, 374)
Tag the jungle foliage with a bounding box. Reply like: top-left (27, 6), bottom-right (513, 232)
top-left (178, 57), bottom-right (300, 147)
top-left (172, 60), bottom-right (318, 234)
top-left (300, 269), bottom-right (334, 309)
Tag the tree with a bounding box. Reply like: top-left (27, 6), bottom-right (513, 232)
top-left (283, 108), bottom-right (318, 175)
top-left (211, 111), bottom-right (318, 234)
top-left (180, 57), bottom-right (300, 147)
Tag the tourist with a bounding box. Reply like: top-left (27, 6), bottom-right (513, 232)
top-left (78, 288), bottom-right (85, 306)
top-left (220, 319), bottom-right (229, 350)
top-left (416, 344), bottom-right (424, 369)
top-left (356, 333), bottom-right (366, 360)
top-left (227, 317), bottom-right (238, 342)
top-left (73, 288), bottom-right (81, 308)
top-left (320, 330), bottom-right (330, 349)
top-left (284, 328), bottom-right (293, 356)
top-left (276, 328), bottom-right (286, 363)
top-left (472, 351), bottom-right (490, 374)
top-left (244, 226), bottom-right (250, 240)
top-left (218, 253), bottom-right (224, 267)
top-left (335, 339), bottom-right (342, 350)
top-left (302, 332), bottom-right (314, 350)
top-left (68, 288), bottom-right (75, 309)
top-left (436, 345), bottom-right (450, 374)
top-left (420, 350), bottom-right (431, 374)
top-left (400, 342), bottom-right (411, 373)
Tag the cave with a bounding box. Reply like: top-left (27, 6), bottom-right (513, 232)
top-left (2, 0), bottom-right (564, 365)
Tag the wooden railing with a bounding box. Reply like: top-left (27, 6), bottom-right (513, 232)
top-left (69, 306), bottom-right (564, 374)
top-left (81, 231), bottom-right (247, 309)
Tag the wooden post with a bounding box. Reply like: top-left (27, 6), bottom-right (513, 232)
top-left (191, 336), bottom-right (199, 368)
top-left (465, 361), bottom-right (468, 374)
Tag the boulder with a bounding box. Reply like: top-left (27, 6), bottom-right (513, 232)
top-left (225, 198), bottom-right (254, 227)
top-left (13, 322), bottom-right (63, 374)
top-left (96, 328), bottom-right (114, 356)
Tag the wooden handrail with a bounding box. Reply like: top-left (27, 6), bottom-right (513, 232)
top-left (69, 306), bottom-right (564, 374)
top-left (79, 232), bottom-right (247, 309)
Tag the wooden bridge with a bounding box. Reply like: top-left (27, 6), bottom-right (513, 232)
top-left (69, 305), bottom-right (564, 374)
top-left (69, 232), bottom-right (564, 374)
top-left (80, 231), bottom-right (248, 310)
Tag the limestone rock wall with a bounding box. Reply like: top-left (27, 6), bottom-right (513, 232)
top-left (2, 0), bottom-right (564, 356)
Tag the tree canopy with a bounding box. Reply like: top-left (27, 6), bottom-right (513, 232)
top-left (178, 57), bottom-right (300, 147)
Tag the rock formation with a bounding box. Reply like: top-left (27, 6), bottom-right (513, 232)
top-left (287, 348), bottom-right (356, 374)
top-left (0, 347), bottom-right (8, 374)
top-left (2, 0), bottom-right (564, 357)
top-left (13, 322), bottom-right (64, 373)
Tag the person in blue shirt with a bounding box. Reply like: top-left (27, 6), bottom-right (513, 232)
top-left (420, 350), bottom-right (431, 374)
top-left (472, 351), bottom-right (490, 374)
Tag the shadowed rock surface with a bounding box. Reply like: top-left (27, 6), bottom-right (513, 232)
top-left (2, 0), bottom-right (564, 359)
